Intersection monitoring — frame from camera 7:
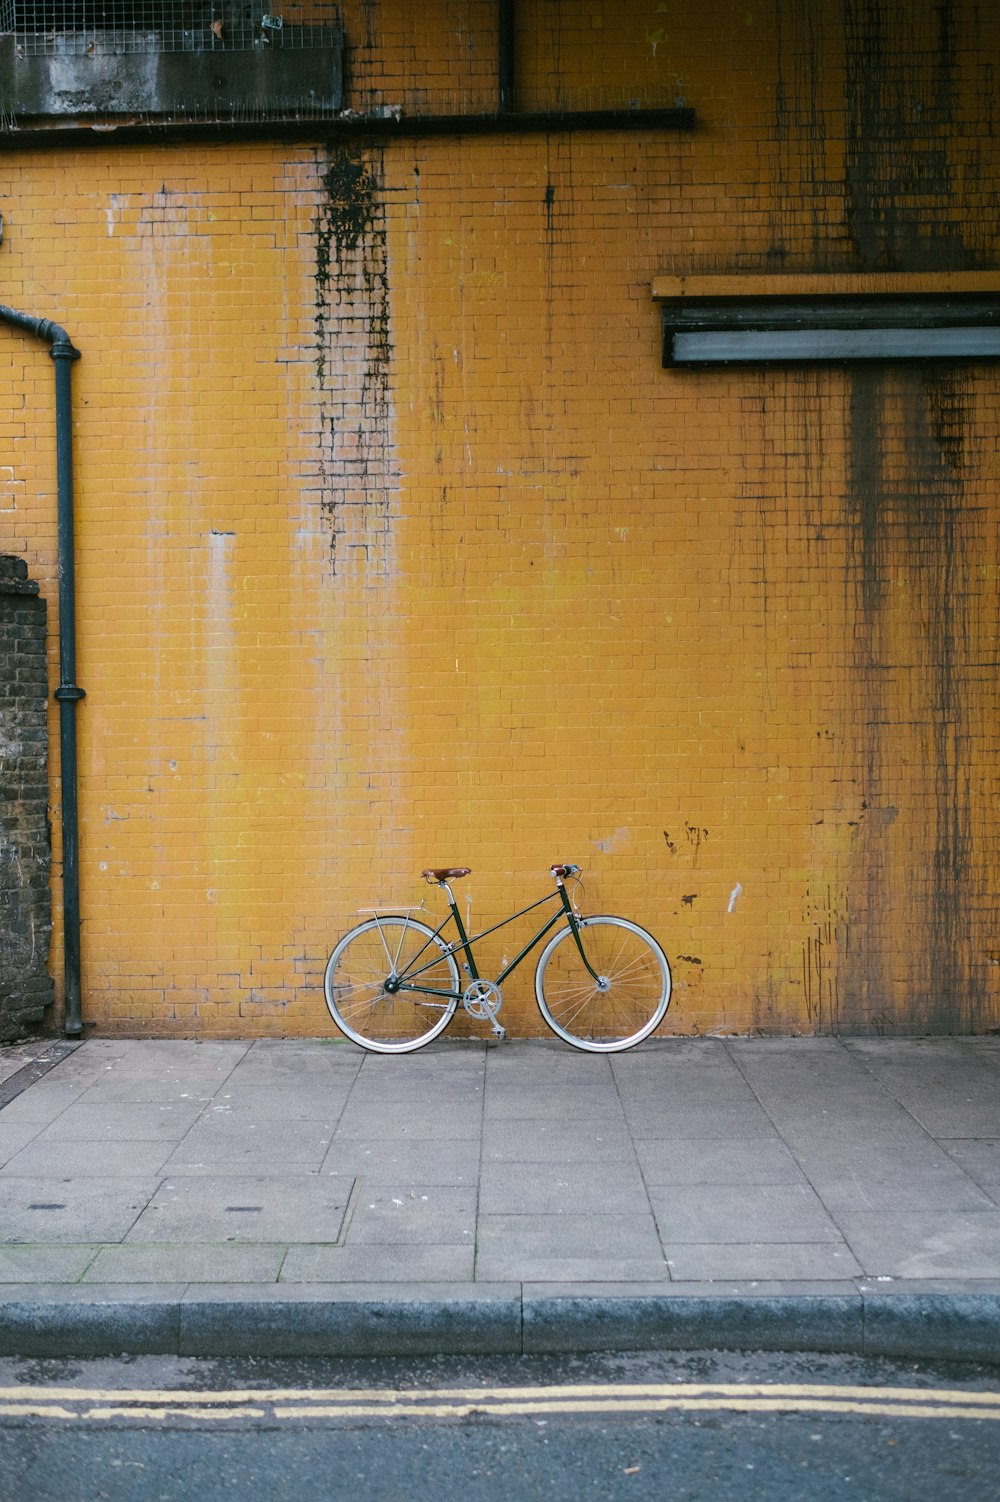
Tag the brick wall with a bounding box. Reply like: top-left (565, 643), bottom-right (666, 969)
top-left (0, 555), bottom-right (54, 1039)
top-left (0, 0), bottom-right (997, 1038)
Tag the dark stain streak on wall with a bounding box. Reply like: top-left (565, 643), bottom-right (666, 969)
top-left (754, 0), bottom-right (996, 1033)
top-left (314, 144), bottom-right (394, 575)
top-left (770, 0), bottom-right (832, 267)
top-left (830, 0), bottom-right (995, 1031)
top-left (841, 0), bottom-right (989, 272)
top-left (843, 365), bottom-right (988, 1033)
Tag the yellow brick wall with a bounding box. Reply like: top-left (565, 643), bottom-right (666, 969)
top-left (1, 0), bottom-right (997, 1037)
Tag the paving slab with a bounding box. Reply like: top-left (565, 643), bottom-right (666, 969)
top-left (347, 1186), bottom-right (477, 1245)
top-left (160, 1084), bottom-right (355, 1119)
top-left (844, 1040), bottom-right (1000, 1136)
top-left (69, 1075), bottom-right (224, 1105)
top-left (634, 1137), bottom-right (807, 1186)
top-left (943, 1140), bottom-right (1000, 1193)
top-left (479, 1160), bottom-right (651, 1216)
top-left (321, 1137), bottom-right (482, 1185)
top-left (0, 1121), bottom-right (45, 1166)
top-left (626, 1103), bottom-right (780, 1140)
top-left (475, 1212), bottom-right (668, 1282)
top-left (660, 1241), bottom-right (865, 1282)
top-left (33, 1100), bottom-right (206, 1143)
top-left (481, 1117), bottom-right (636, 1163)
top-left (649, 1183), bottom-right (844, 1244)
top-left (333, 1099), bottom-right (475, 1140)
top-left (2, 1139), bottom-right (177, 1177)
top-left (84, 1243), bottom-right (287, 1284)
top-left (160, 1114), bottom-right (338, 1172)
top-left (0, 1245), bottom-right (100, 1282)
top-left (483, 1083), bottom-right (626, 1121)
top-left (124, 1175), bottom-right (356, 1244)
top-left (806, 1166), bottom-right (997, 1216)
top-left (0, 1178), bottom-right (158, 1244)
top-left (0, 1034), bottom-right (999, 1361)
top-left (221, 1044), bottom-right (357, 1088)
top-left (280, 1244), bottom-right (475, 1283)
top-left (837, 1209), bottom-right (1000, 1278)
top-left (0, 1079), bottom-right (97, 1124)
top-left (346, 1076), bottom-right (485, 1105)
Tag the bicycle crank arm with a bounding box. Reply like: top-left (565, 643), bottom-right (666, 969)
top-left (462, 979), bottom-right (506, 1038)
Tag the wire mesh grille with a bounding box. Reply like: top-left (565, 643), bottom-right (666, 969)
top-left (3, 0), bottom-right (341, 55)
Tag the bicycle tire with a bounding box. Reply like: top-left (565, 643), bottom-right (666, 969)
top-left (534, 915), bottom-right (671, 1053)
top-left (324, 916), bottom-right (460, 1054)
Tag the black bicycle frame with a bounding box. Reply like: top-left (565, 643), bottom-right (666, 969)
top-left (390, 882), bottom-right (601, 1003)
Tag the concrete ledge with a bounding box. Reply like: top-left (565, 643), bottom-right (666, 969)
top-left (179, 1286), bottom-right (523, 1358)
top-left (0, 1298), bottom-right (181, 1357)
top-left (523, 1291), bottom-right (865, 1356)
top-left (2, 1285), bottom-right (1000, 1362)
top-left (0, 1285), bottom-right (524, 1359)
top-left (862, 1292), bottom-right (1000, 1363)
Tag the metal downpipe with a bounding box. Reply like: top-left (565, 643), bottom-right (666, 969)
top-left (498, 0), bottom-right (516, 113)
top-left (0, 306), bottom-right (84, 1037)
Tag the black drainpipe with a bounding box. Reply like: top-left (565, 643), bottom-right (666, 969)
top-left (0, 305), bottom-right (84, 1038)
top-left (498, 0), bottom-right (516, 114)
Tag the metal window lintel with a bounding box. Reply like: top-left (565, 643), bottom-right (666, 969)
top-left (659, 291), bottom-right (1000, 367)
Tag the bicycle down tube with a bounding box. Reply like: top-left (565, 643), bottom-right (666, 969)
top-left (432, 879), bottom-right (601, 992)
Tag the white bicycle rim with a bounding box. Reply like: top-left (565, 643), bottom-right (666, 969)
top-left (324, 916), bottom-right (460, 1054)
top-left (534, 915), bottom-right (671, 1053)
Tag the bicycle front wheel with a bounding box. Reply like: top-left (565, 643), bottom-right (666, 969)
top-left (534, 915), bottom-right (671, 1053)
top-left (324, 916), bottom-right (460, 1054)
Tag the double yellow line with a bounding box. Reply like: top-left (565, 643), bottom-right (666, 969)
top-left (1, 1382), bottom-right (1000, 1425)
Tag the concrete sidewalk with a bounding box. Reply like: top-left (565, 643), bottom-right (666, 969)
top-left (1, 1035), bottom-right (999, 1362)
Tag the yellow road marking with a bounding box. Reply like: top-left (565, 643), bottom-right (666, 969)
top-left (273, 1398), bottom-right (1000, 1423)
top-left (0, 1405), bottom-right (78, 1420)
top-left (1, 1382), bottom-right (999, 1425)
top-left (3, 1382), bottom-right (1000, 1405)
top-left (84, 1407), bottom-right (268, 1422)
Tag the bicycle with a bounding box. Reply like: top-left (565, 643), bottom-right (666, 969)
top-left (323, 864), bottom-right (672, 1054)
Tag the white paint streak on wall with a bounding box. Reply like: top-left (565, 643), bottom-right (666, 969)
top-left (106, 194), bottom-right (127, 236)
top-left (728, 882), bottom-right (743, 913)
top-left (592, 827), bottom-right (629, 854)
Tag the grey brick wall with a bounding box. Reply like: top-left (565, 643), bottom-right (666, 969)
top-left (0, 555), bottom-right (55, 1039)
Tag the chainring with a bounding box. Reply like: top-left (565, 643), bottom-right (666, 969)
top-left (462, 979), bottom-right (503, 1020)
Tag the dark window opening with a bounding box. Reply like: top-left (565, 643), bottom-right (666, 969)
top-left (661, 294), bottom-right (1000, 367)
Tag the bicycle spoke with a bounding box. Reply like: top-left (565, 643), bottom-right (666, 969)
top-left (536, 917), bottom-right (671, 1053)
top-left (324, 917), bottom-right (461, 1053)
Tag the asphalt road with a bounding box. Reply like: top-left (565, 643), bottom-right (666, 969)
top-left (2, 1348), bottom-right (999, 1501)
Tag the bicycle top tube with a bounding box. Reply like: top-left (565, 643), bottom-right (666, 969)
top-left (446, 886), bottom-right (565, 952)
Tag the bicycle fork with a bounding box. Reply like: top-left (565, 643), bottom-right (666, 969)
top-left (553, 872), bottom-right (607, 986)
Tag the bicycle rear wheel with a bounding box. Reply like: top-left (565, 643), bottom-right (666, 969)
top-left (324, 916), bottom-right (460, 1054)
top-left (534, 915), bottom-right (671, 1053)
